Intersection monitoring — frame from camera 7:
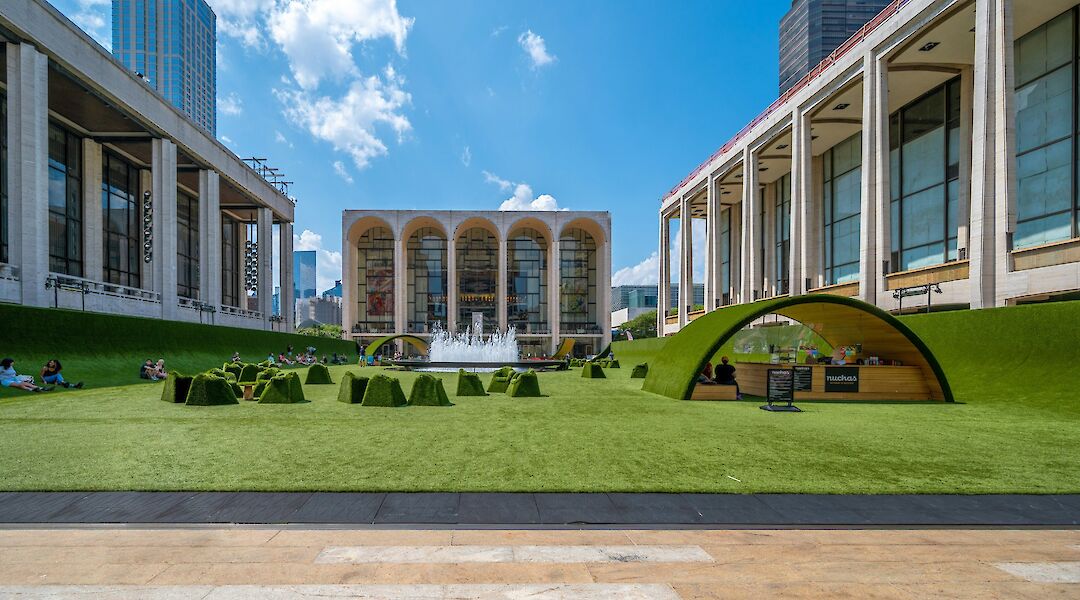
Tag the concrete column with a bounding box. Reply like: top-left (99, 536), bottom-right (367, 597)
top-left (790, 109), bottom-right (812, 296)
top-left (741, 148), bottom-right (761, 302)
top-left (279, 221), bottom-right (294, 331)
top-left (257, 207), bottom-right (273, 328)
top-left (730, 203), bottom-right (743, 302)
top-left (198, 170), bottom-right (221, 308)
top-left (599, 233), bottom-right (612, 348)
top-left (763, 181), bottom-right (776, 297)
top-left (446, 231), bottom-right (458, 333)
top-left (82, 140), bottom-right (103, 281)
top-left (969, 0), bottom-right (1015, 309)
top-left (548, 236), bottom-right (560, 353)
top-left (497, 234), bottom-right (507, 333)
top-left (678, 196), bottom-right (691, 328)
top-left (394, 228), bottom-right (407, 334)
top-left (860, 50), bottom-right (886, 306)
top-left (957, 66), bottom-right (974, 255)
top-left (657, 213), bottom-right (669, 334)
top-left (704, 178), bottom-right (716, 311)
top-left (7, 43), bottom-right (49, 307)
top-left (151, 138), bottom-right (178, 319)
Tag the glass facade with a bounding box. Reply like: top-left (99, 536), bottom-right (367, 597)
top-left (48, 122), bottom-right (83, 276)
top-left (406, 227), bottom-right (447, 332)
top-left (507, 228), bottom-right (548, 333)
top-left (560, 228), bottom-right (597, 332)
top-left (176, 189), bottom-right (199, 299)
top-left (1014, 9), bottom-right (1080, 249)
top-left (775, 173), bottom-right (791, 294)
top-left (889, 78), bottom-right (961, 271)
top-left (221, 215), bottom-right (240, 307)
top-left (822, 132), bottom-right (862, 285)
top-left (355, 227), bottom-right (395, 332)
top-left (719, 208), bottom-right (731, 305)
top-left (101, 152), bottom-right (141, 287)
top-left (457, 227), bottom-right (498, 332)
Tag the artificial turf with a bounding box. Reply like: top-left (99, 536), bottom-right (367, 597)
top-left (0, 302), bottom-right (1077, 493)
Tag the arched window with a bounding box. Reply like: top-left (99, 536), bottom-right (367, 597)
top-left (559, 228), bottom-right (597, 332)
top-left (507, 228), bottom-right (548, 333)
top-left (356, 226), bottom-right (395, 333)
top-left (407, 227), bottom-right (447, 333)
top-left (456, 227), bottom-right (498, 332)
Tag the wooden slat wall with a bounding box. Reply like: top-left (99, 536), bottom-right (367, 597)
top-left (736, 363), bottom-right (933, 401)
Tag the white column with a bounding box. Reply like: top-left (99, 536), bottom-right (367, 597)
top-left (279, 221), bottom-right (294, 331)
top-left (957, 66), bottom-right (974, 256)
top-left (860, 50), bottom-right (887, 306)
top-left (548, 235), bottom-right (560, 354)
top-left (730, 203), bottom-right (743, 302)
top-left (7, 43), bottom-right (49, 307)
top-left (447, 232), bottom-right (458, 332)
top-left (82, 140), bottom-right (104, 281)
top-left (657, 212), bottom-right (670, 334)
top-left (257, 207), bottom-right (273, 328)
top-left (741, 148), bottom-right (761, 302)
top-left (497, 234), bottom-right (507, 333)
top-left (678, 196), bottom-right (691, 327)
top-left (790, 109), bottom-right (812, 296)
top-left (151, 138), bottom-right (178, 319)
top-left (599, 231), bottom-right (612, 348)
top-left (198, 170), bottom-right (221, 309)
top-left (704, 178), bottom-right (716, 311)
top-left (394, 228), bottom-right (407, 334)
top-left (763, 181), bottom-right (776, 297)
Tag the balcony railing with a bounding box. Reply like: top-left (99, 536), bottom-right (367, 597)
top-left (352, 321), bottom-right (396, 334)
top-left (46, 273), bottom-right (161, 305)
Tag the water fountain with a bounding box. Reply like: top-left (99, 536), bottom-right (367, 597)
top-left (391, 324), bottom-right (564, 372)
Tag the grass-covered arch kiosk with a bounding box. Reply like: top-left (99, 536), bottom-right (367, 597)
top-left (643, 295), bottom-right (953, 402)
top-left (364, 334), bottom-right (430, 359)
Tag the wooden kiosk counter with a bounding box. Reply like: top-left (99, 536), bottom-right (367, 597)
top-left (730, 362), bottom-right (933, 401)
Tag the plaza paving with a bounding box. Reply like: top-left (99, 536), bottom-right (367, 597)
top-left (0, 528), bottom-right (1078, 598)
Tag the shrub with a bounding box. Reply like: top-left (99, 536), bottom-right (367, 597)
top-left (223, 363), bottom-right (242, 379)
top-left (252, 368), bottom-right (279, 398)
top-left (286, 372), bottom-right (306, 403)
top-left (361, 374), bottom-right (408, 407)
top-left (581, 363), bottom-right (606, 379)
top-left (207, 367), bottom-right (229, 379)
top-left (228, 379), bottom-right (244, 398)
top-left (337, 372), bottom-right (369, 404)
top-left (456, 370), bottom-right (487, 396)
top-left (185, 373), bottom-right (239, 406)
top-left (238, 364), bottom-right (262, 385)
top-left (258, 374), bottom-right (306, 404)
top-left (631, 363), bottom-right (649, 378)
top-left (257, 360), bottom-right (273, 368)
top-left (607, 360), bottom-right (621, 369)
top-left (507, 369), bottom-right (542, 398)
top-left (160, 372), bottom-right (193, 403)
top-left (487, 366), bottom-right (516, 393)
top-left (305, 363), bottom-right (334, 385)
top-left (408, 374), bottom-right (453, 406)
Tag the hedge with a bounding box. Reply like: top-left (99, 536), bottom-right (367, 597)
top-left (507, 369), bottom-right (542, 398)
top-left (455, 370), bottom-right (487, 396)
top-left (185, 373), bottom-right (238, 406)
top-left (631, 363), bottom-right (649, 379)
top-left (258, 373), bottom-right (306, 404)
top-left (223, 363), bottom-right (243, 379)
top-left (337, 372), bottom-right (369, 404)
top-left (160, 372), bottom-right (192, 403)
top-left (305, 363), bottom-right (334, 385)
top-left (408, 374), bottom-right (453, 406)
top-left (286, 372), bottom-right (306, 403)
top-left (361, 374), bottom-right (408, 407)
top-left (487, 366), bottom-right (515, 393)
top-left (238, 364), bottom-right (262, 385)
top-left (581, 363), bottom-right (605, 379)
top-left (607, 360), bottom-right (621, 369)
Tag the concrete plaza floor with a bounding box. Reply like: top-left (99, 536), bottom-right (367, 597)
top-left (0, 528), bottom-right (1078, 598)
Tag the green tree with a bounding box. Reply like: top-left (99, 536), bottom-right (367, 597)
top-left (619, 310), bottom-right (658, 339)
top-left (296, 323), bottom-right (344, 339)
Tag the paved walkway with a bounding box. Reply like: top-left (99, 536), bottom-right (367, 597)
top-left (1, 492), bottom-right (1078, 526)
top-left (0, 528), bottom-right (1078, 598)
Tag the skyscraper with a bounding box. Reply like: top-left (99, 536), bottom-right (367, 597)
top-left (778, 0), bottom-right (891, 94)
top-left (111, 0), bottom-right (218, 133)
top-left (294, 251), bottom-right (317, 301)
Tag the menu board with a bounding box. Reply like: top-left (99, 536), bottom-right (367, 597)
top-left (793, 366), bottom-right (813, 391)
top-left (767, 368), bottom-right (795, 406)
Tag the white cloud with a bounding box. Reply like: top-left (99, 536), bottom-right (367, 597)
top-left (613, 218), bottom-right (706, 288)
top-left (214, 0), bottom-right (275, 49)
top-left (274, 130), bottom-right (294, 148)
top-left (294, 229), bottom-right (344, 294)
top-left (460, 146), bottom-right (472, 167)
top-left (333, 160), bottom-right (354, 184)
top-left (498, 183), bottom-right (563, 212)
top-left (518, 30), bottom-right (555, 68)
top-left (613, 252), bottom-right (660, 287)
top-left (276, 68), bottom-right (412, 169)
top-left (268, 0), bottom-right (413, 89)
top-left (219, 92), bottom-right (244, 116)
top-left (220, 135), bottom-right (235, 145)
top-left (70, 0), bottom-right (111, 49)
top-left (482, 170), bottom-right (512, 192)
top-left (491, 25), bottom-right (508, 37)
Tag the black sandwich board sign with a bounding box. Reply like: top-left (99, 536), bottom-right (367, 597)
top-left (824, 366), bottom-right (860, 393)
top-left (793, 365), bottom-right (813, 391)
top-left (761, 368), bottom-right (801, 412)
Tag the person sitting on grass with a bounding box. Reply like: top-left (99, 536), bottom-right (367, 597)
top-left (231, 352), bottom-right (241, 363)
top-left (713, 356), bottom-right (742, 400)
top-left (40, 359), bottom-right (83, 389)
top-left (278, 353), bottom-right (294, 366)
top-left (1, 358), bottom-right (52, 392)
top-left (139, 359), bottom-right (158, 381)
top-left (153, 359), bottom-right (168, 379)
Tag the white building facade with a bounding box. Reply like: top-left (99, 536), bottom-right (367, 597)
top-left (343, 210), bottom-right (612, 357)
top-left (1, 0), bottom-right (295, 331)
top-left (660, 0), bottom-right (1080, 334)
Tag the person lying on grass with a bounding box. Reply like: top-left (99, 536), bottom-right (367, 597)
top-left (40, 359), bottom-right (83, 389)
top-left (0, 358), bottom-right (53, 393)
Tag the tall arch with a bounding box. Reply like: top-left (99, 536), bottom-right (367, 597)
top-left (559, 226), bottom-right (599, 339)
top-left (403, 219), bottom-right (448, 333)
top-left (454, 219), bottom-right (500, 333)
top-left (348, 219), bottom-right (396, 335)
top-left (506, 218), bottom-right (551, 335)
top-left (642, 295), bottom-right (953, 402)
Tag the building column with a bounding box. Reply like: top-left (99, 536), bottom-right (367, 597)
top-left (704, 176), bottom-right (718, 311)
top-left (957, 66), bottom-right (974, 256)
top-left (497, 234), bottom-right (507, 332)
top-left (741, 147), bottom-right (761, 302)
top-left (599, 233), bottom-right (612, 348)
top-left (394, 229), bottom-right (407, 334)
top-left (730, 203), bottom-right (743, 302)
top-left (969, 0), bottom-right (1015, 309)
top-left (279, 221), bottom-right (294, 331)
top-left (790, 109), bottom-right (812, 296)
top-left (860, 50), bottom-right (888, 306)
top-left (678, 196), bottom-right (691, 328)
top-left (151, 138), bottom-right (178, 319)
top-left (657, 212), bottom-right (670, 334)
top-left (7, 43), bottom-right (49, 307)
top-left (446, 233), bottom-right (458, 333)
top-left (763, 181), bottom-right (776, 297)
top-left (82, 140), bottom-right (104, 281)
top-left (256, 207), bottom-right (273, 328)
top-left (548, 237), bottom-right (560, 354)
top-left (198, 170), bottom-right (221, 309)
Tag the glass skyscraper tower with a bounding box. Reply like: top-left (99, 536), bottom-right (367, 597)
top-left (778, 0), bottom-right (891, 94)
top-left (294, 251), bottom-right (317, 301)
top-left (111, 0), bottom-right (217, 133)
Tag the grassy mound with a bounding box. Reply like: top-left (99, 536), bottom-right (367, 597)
top-left (487, 366), bottom-right (515, 393)
top-left (305, 363), bottom-right (334, 385)
top-left (408, 374), bottom-right (453, 406)
top-left (611, 338), bottom-right (668, 368)
top-left (581, 362), bottom-right (605, 378)
top-left (507, 370), bottom-right (542, 398)
top-left (222, 363), bottom-right (243, 379)
top-left (184, 373), bottom-right (238, 406)
top-left (237, 364), bottom-right (262, 385)
top-left (160, 372), bottom-right (192, 403)
top-left (630, 363), bottom-right (649, 378)
top-left (258, 373), bottom-right (307, 404)
top-left (361, 374), bottom-right (408, 407)
top-left (607, 360), bottom-right (621, 369)
top-left (337, 372), bottom-right (369, 404)
top-left (455, 370), bottom-right (487, 396)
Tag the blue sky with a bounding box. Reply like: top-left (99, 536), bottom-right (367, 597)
top-left (55, 0), bottom-right (789, 292)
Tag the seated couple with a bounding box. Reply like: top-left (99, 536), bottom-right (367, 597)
top-left (698, 356), bottom-right (742, 400)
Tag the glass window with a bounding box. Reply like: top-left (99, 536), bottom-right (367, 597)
top-left (560, 228), bottom-right (597, 331)
top-left (507, 228), bottom-right (548, 334)
top-left (355, 226), bottom-right (395, 332)
top-left (406, 227), bottom-right (447, 333)
top-left (48, 122), bottom-right (82, 276)
top-left (176, 190), bottom-right (199, 299)
top-left (822, 132), bottom-right (862, 285)
top-left (457, 227), bottom-right (498, 332)
top-left (101, 152), bottom-right (140, 286)
top-left (221, 215), bottom-right (240, 307)
top-left (774, 173), bottom-right (791, 294)
top-left (719, 209), bottom-right (731, 305)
